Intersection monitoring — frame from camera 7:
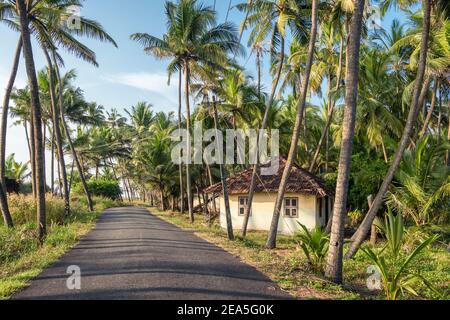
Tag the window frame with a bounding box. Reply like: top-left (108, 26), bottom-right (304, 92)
top-left (238, 196), bottom-right (251, 216)
top-left (284, 197), bottom-right (299, 218)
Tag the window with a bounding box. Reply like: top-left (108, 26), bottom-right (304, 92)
top-left (238, 197), bottom-right (251, 216)
top-left (284, 198), bottom-right (298, 218)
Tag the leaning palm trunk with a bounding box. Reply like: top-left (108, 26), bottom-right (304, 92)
top-left (0, 39), bottom-right (21, 227)
top-left (241, 36), bottom-right (285, 237)
top-left (213, 96), bottom-right (234, 240)
top-left (43, 49), bottom-right (70, 217)
top-left (309, 38), bottom-right (344, 173)
top-left (266, 0), bottom-right (319, 249)
top-left (17, 0), bottom-right (46, 242)
top-left (345, 0), bottom-right (432, 260)
top-left (184, 62), bottom-right (194, 223)
top-left (52, 51), bottom-right (93, 212)
top-left (324, 0), bottom-right (365, 283)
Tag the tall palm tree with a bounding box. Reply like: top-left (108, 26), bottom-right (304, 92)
top-left (17, 0), bottom-right (46, 241)
top-left (130, 3), bottom-right (186, 213)
top-left (0, 2), bottom-right (22, 227)
top-left (192, 65), bottom-right (236, 240)
top-left (346, 0), bottom-right (433, 259)
top-left (324, 0), bottom-right (365, 283)
top-left (131, 0), bottom-right (241, 223)
top-left (1, 0), bottom-right (117, 216)
top-left (309, 16), bottom-right (345, 172)
top-left (238, 0), bottom-right (309, 237)
top-left (266, 0), bottom-right (319, 249)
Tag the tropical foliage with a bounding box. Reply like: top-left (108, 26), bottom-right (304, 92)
top-left (0, 0), bottom-right (448, 300)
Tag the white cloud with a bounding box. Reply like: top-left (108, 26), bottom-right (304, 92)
top-left (104, 72), bottom-right (178, 103)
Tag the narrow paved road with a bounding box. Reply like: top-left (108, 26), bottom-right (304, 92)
top-left (13, 207), bottom-right (291, 300)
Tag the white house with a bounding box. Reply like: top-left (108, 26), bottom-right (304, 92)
top-left (204, 159), bottom-right (333, 235)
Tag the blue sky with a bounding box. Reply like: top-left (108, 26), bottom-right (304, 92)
top-left (0, 0), bottom-right (407, 179)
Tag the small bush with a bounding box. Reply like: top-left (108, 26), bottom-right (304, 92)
top-left (0, 225), bottom-right (39, 263)
top-left (295, 223), bottom-right (329, 272)
top-left (74, 179), bottom-right (122, 200)
top-left (6, 194), bottom-right (66, 226)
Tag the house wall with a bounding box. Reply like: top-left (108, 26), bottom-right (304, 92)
top-left (219, 193), bottom-right (324, 235)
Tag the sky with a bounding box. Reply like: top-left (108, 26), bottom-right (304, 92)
top-left (0, 0), bottom-right (406, 183)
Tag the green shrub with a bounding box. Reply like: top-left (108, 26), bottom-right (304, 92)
top-left (362, 235), bottom-right (441, 300)
top-left (374, 210), bottom-right (404, 259)
top-left (295, 223), bottom-right (330, 272)
top-left (74, 179), bottom-right (122, 200)
top-left (0, 225), bottom-right (39, 263)
top-left (363, 212), bottom-right (443, 300)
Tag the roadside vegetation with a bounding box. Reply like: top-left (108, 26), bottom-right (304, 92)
top-left (0, 0), bottom-right (448, 301)
top-left (150, 207), bottom-right (449, 300)
top-left (0, 196), bottom-right (121, 299)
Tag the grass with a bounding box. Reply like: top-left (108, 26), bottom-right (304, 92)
top-left (148, 207), bottom-right (449, 300)
top-left (0, 195), bottom-right (121, 300)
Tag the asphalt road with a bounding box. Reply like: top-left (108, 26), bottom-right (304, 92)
top-left (13, 207), bottom-right (291, 300)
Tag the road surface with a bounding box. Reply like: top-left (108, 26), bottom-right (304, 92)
top-left (13, 207), bottom-right (291, 300)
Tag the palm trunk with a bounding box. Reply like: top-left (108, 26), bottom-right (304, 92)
top-left (42, 122), bottom-right (46, 191)
top-left (18, 0), bottom-right (46, 242)
top-left (437, 86), bottom-right (442, 142)
top-left (52, 51), bottom-right (93, 212)
top-left (44, 49), bottom-right (70, 217)
top-left (0, 39), bottom-right (22, 228)
top-left (50, 128), bottom-right (55, 195)
top-left (345, 0), bottom-right (432, 259)
top-left (419, 78), bottom-right (439, 138)
top-left (242, 35), bottom-right (285, 237)
top-left (265, 0), bottom-right (319, 249)
top-left (310, 37), bottom-right (344, 172)
top-left (178, 70), bottom-right (185, 214)
top-left (213, 96), bottom-right (234, 240)
top-left (257, 49), bottom-right (262, 98)
top-left (206, 163), bottom-right (218, 214)
top-left (68, 158), bottom-right (75, 194)
top-left (30, 114), bottom-right (37, 198)
top-left (160, 186), bottom-right (166, 211)
top-left (184, 62), bottom-right (194, 223)
top-left (364, 195), bottom-right (377, 245)
top-left (325, 0), bottom-right (365, 283)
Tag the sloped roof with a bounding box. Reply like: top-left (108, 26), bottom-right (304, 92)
top-left (204, 158), bottom-right (333, 198)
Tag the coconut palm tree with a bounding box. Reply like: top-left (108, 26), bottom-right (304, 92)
top-left (131, 0), bottom-right (241, 223)
top-left (346, 0), bottom-right (433, 259)
top-left (16, 0), bottom-right (46, 241)
top-left (1, 0), bottom-right (117, 218)
top-left (324, 0), bottom-right (365, 283)
top-left (130, 1), bottom-right (187, 212)
top-left (238, 0), bottom-right (309, 237)
top-left (266, 0), bottom-right (319, 249)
